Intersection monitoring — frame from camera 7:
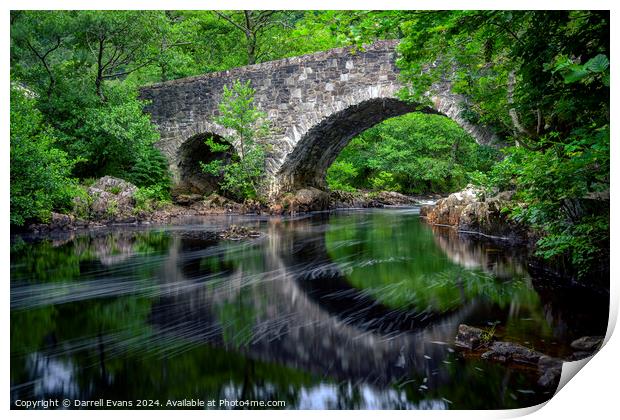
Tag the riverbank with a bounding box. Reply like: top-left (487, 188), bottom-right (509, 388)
top-left (16, 176), bottom-right (441, 238)
top-left (419, 185), bottom-right (610, 291)
top-left (419, 185), bottom-right (534, 245)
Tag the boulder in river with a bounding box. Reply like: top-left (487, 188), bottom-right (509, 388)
top-left (454, 324), bottom-right (494, 349)
top-left (455, 324), bottom-right (563, 389)
top-left (422, 185), bottom-right (480, 226)
top-left (570, 336), bottom-right (604, 352)
top-left (537, 355), bottom-right (563, 388)
top-left (282, 188), bottom-right (331, 213)
top-left (421, 185), bottom-right (528, 241)
top-left (480, 341), bottom-right (545, 365)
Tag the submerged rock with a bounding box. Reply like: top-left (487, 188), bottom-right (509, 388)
top-left (218, 224), bottom-right (261, 240)
top-left (455, 324), bottom-right (563, 390)
top-left (570, 336), bottom-right (604, 352)
top-left (537, 356), bottom-right (563, 388)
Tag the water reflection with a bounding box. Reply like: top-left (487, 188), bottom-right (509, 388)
top-left (10, 209), bottom-right (608, 409)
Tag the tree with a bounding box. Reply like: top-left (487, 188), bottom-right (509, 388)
top-left (10, 84), bottom-right (77, 226)
top-left (72, 11), bottom-right (170, 99)
top-left (11, 11), bottom-right (172, 193)
top-left (213, 11), bottom-right (301, 65)
top-left (394, 11), bottom-right (610, 279)
top-left (201, 80), bottom-right (270, 200)
top-left (10, 11), bottom-right (73, 98)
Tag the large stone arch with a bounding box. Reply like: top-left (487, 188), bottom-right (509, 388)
top-left (273, 97), bottom-right (438, 192)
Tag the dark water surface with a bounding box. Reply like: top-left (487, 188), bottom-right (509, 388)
top-left (10, 208), bottom-right (608, 409)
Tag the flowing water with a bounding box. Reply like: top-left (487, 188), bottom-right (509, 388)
top-left (10, 208), bottom-right (608, 409)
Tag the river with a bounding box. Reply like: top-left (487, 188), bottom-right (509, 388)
top-left (10, 208), bottom-right (608, 409)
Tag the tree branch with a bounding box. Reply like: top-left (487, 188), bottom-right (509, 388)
top-left (25, 36), bottom-right (61, 97)
top-left (214, 11), bottom-right (248, 34)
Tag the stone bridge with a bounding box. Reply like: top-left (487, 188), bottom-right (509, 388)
top-left (140, 40), bottom-right (498, 198)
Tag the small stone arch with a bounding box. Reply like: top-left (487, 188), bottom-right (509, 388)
top-left (173, 132), bottom-right (234, 196)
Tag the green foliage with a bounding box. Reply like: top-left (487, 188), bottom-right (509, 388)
top-left (326, 161), bottom-right (358, 192)
top-left (480, 325), bottom-right (496, 345)
top-left (10, 85), bottom-right (77, 226)
top-left (547, 53), bottom-right (610, 86)
top-left (391, 11), bottom-right (610, 279)
top-left (201, 80), bottom-right (270, 201)
top-left (11, 10), bottom-right (172, 216)
top-left (10, 10), bottom-right (609, 279)
top-left (105, 199), bottom-right (119, 218)
top-left (486, 126), bottom-right (609, 277)
top-left (327, 113), bottom-right (499, 194)
top-left (48, 81), bottom-right (167, 187)
top-left (126, 146), bottom-right (172, 194)
top-left (134, 186), bottom-right (171, 213)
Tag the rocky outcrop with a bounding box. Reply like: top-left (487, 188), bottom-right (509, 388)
top-left (49, 212), bottom-right (76, 230)
top-left (421, 186), bottom-right (528, 242)
top-left (27, 182), bottom-right (430, 234)
top-left (87, 176), bottom-right (138, 222)
top-left (27, 177), bottom-right (140, 234)
top-left (423, 186), bottom-right (480, 226)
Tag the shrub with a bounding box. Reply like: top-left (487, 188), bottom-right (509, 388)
top-left (201, 80), bottom-right (269, 201)
top-left (134, 185), bottom-right (171, 213)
